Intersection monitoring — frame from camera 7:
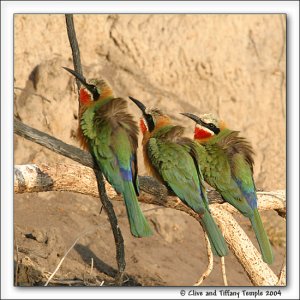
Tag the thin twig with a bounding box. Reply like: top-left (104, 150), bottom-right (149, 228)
top-left (64, 13), bottom-right (126, 284)
top-left (194, 232), bottom-right (214, 286)
top-left (65, 14), bottom-right (83, 92)
top-left (221, 256), bottom-right (228, 286)
top-left (257, 191), bottom-right (286, 201)
top-left (94, 170), bottom-right (125, 284)
top-left (14, 87), bottom-right (52, 103)
top-left (44, 227), bottom-right (96, 286)
top-left (90, 258), bottom-right (94, 276)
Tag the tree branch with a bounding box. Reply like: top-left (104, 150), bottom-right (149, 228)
top-left (211, 206), bottom-right (279, 286)
top-left (14, 117), bottom-right (286, 218)
top-left (14, 117), bottom-right (95, 168)
top-left (64, 14), bottom-right (125, 284)
top-left (193, 232), bottom-right (213, 286)
top-left (14, 162), bottom-right (286, 286)
top-left (14, 116), bottom-right (286, 286)
top-left (65, 14), bottom-right (83, 92)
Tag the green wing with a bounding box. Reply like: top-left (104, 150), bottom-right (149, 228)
top-left (193, 141), bottom-right (254, 218)
top-left (147, 133), bottom-right (228, 256)
top-left (80, 99), bottom-right (137, 194)
top-left (147, 137), bottom-right (206, 214)
top-left (80, 100), bottom-right (152, 237)
top-left (91, 122), bottom-right (124, 193)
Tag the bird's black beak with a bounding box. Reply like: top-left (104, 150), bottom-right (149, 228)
top-left (129, 96), bottom-right (147, 114)
top-left (63, 67), bottom-right (100, 100)
top-left (129, 96), bottom-right (156, 132)
top-left (181, 112), bottom-right (206, 126)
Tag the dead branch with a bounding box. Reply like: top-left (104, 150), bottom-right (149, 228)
top-left (193, 232), bottom-right (213, 286)
top-left (211, 206), bottom-right (279, 286)
top-left (45, 227), bottom-right (98, 286)
top-left (14, 115), bottom-right (286, 286)
top-left (64, 13), bottom-right (125, 284)
top-left (221, 257), bottom-right (228, 286)
top-left (13, 163), bottom-right (286, 217)
top-left (14, 162), bottom-right (285, 286)
top-left (14, 87), bottom-right (52, 103)
top-left (65, 14), bottom-right (83, 93)
top-left (13, 117), bottom-right (286, 216)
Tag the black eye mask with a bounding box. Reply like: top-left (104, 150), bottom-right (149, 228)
top-left (144, 113), bottom-right (155, 132)
top-left (63, 67), bottom-right (100, 100)
top-left (181, 112), bottom-right (220, 135)
top-left (129, 96), bottom-right (155, 132)
top-left (206, 122), bottom-right (220, 135)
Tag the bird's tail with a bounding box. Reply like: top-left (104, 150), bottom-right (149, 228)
top-left (122, 181), bottom-right (153, 237)
top-left (200, 210), bottom-right (229, 257)
top-left (250, 208), bottom-right (274, 264)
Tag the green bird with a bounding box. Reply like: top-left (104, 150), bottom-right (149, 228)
top-left (181, 112), bottom-right (274, 264)
top-left (64, 67), bottom-right (152, 238)
top-left (130, 96), bottom-right (228, 257)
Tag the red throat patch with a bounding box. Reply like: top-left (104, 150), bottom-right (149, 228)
top-left (79, 88), bottom-right (92, 105)
top-left (194, 127), bottom-right (212, 140)
top-left (140, 118), bottom-right (147, 134)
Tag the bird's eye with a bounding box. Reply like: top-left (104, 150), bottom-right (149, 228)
top-left (206, 122), bottom-right (220, 134)
top-left (208, 123), bottom-right (216, 130)
top-left (92, 87), bottom-right (100, 101)
top-left (145, 113), bottom-right (155, 132)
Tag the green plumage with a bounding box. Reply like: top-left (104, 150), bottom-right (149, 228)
top-left (250, 209), bottom-right (273, 265)
top-left (147, 125), bottom-right (228, 257)
top-left (192, 129), bottom-right (273, 264)
top-left (81, 97), bottom-right (152, 238)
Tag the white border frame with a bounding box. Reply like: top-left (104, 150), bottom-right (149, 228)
top-left (1, 1), bottom-right (299, 299)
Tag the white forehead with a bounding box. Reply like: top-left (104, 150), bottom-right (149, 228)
top-left (145, 107), bottom-right (163, 116)
top-left (199, 113), bottom-right (219, 126)
top-left (89, 78), bottom-right (109, 87)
